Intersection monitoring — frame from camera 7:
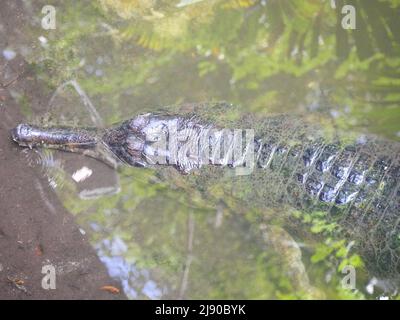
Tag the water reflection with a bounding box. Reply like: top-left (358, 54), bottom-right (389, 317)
top-left (97, 236), bottom-right (164, 299)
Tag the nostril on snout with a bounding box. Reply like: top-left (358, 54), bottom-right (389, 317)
top-left (10, 124), bottom-right (28, 143)
top-left (10, 126), bottom-right (20, 142)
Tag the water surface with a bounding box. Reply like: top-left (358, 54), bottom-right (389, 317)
top-left (2, 0), bottom-right (400, 299)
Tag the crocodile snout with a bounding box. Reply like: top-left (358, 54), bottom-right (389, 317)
top-left (11, 123), bottom-right (31, 145)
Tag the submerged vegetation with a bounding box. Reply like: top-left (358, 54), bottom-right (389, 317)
top-left (14, 0), bottom-right (400, 299)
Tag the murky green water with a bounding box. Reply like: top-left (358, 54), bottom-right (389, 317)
top-left (3, 0), bottom-right (400, 299)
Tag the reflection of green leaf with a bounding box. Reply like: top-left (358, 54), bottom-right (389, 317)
top-left (311, 244), bottom-right (334, 263)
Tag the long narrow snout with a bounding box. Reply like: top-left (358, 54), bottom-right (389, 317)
top-left (11, 123), bottom-right (99, 148)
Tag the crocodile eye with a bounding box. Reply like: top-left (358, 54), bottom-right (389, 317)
top-left (126, 135), bottom-right (145, 152)
top-left (129, 114), bottom-right (150, 131)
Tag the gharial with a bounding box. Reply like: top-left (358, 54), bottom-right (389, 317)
top-left (11, 102), bottom-right (400, 287)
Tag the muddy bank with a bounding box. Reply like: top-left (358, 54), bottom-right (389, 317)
top-left (0, 64), bottom-right (125, 300)
top-left (0, 2), bottom-right (125, 297)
